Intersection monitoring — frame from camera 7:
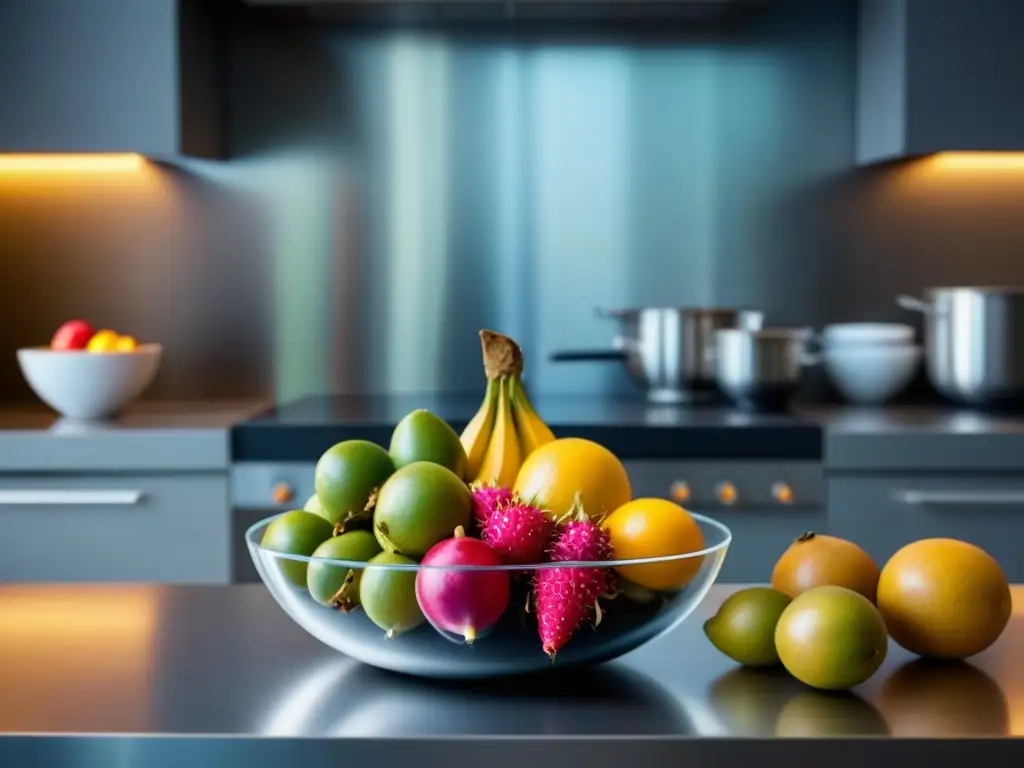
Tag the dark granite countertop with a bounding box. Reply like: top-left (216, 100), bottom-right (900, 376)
top-left (232, 394), bottom-right (823, 461)
top-left (0, 584), bottom-right (1020, 766)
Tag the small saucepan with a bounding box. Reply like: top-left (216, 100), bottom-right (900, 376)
top-left (714, 328), bottom-right (816, 412)
top-left (550, 306), bottom-right (764, 404)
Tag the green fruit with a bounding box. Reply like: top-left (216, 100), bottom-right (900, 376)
top-left (303, 493), bottom-right (322, 515)
top-left (775, 585), bottom-right (888, 691)
top-left (704, 587), bottom-right (792, 667)
top-left (389, 409), bottom-right (468, 478)
top-left (314, 440), bottom-right (395, 528)
top-left (307, 531), bottom-right (383, 610)
top-left (359, 551), bottom-right (425, 638)
top-left (373, 461), bottom-right (472, 559)
top-left (259, 510), bottom-right (334, 588)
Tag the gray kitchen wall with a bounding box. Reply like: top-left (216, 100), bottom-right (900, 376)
top-left (0, 0), bottom-right (1022, 403)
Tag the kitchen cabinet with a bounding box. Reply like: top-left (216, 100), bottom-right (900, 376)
top-left (857, 0), bottom-right (1024, 163)
top-left (829, 475), bottom-right (1024, 581)
top-left (623, 461), bottom-right (826, 584)
top-left (0, 474), bottom-right (230, 583)
top-left (0, 0), bottom-right (225, 158)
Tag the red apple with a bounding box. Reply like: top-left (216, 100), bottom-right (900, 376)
top-left (50, 320), bottom-right (95, 351)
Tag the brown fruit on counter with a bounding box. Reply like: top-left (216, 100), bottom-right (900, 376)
top-left (771, 532), bottom-right (880, 603)
top-left (879, 658), bottom-right (1009, 737)
top-left (877, 538), bottom-right (1011, 660)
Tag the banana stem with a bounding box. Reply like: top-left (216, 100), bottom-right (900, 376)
top-left (480, 330), bottom-right (524, 379)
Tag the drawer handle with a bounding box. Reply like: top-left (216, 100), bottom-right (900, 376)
top-left (892, 490), bottom-right (1024, 506)
top-left (0, 490), bottom-right (144, 505)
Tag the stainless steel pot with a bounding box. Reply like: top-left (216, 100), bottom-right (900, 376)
top-left (550, 306), bottom-right (764, 403)
top-left (897, 286), bottom-right (1024, 407)
top-left (714, 328), bottom-right (814, 412)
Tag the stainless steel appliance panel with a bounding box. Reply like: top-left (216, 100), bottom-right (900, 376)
top-left (235, 459), bottom-right (824, 584)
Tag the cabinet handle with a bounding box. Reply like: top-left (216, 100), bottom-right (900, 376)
top-left (0, 490), bottom-right (144, 506)
top-left (892, 489), bottom-right (1024, 506)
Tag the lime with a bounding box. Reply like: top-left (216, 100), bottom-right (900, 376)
top-left (704, 586), bottom-right (792, 667)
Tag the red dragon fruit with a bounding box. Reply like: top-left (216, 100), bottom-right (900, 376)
top-left (482, 499), bottom-right (554, 566)
top-left (533, 496), bottom-right (614, 659)
top-left (416, 526), bottom-right (510, 644)
top-left (470, 482), bottom-right (514, 527)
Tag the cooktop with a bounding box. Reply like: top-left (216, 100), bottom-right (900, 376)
top-left (231, 394), bottom-right (821, 462)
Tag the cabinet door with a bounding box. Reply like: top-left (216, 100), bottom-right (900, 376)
top-left (624, 462), bottom-right (826, 584)
top-left (0, 475), bottom-right (229, 583)
top-left (903, 0), bottom-right (1024, 154)
top-left (0, 0), bottom-right (177, 154)
top-left (829, 476), bottom-right (1024, 580)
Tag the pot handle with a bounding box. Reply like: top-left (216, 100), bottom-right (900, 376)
top-left (896, 294), bottom-right (933, 314)
top-left (801, 331), bottom-right (822, 367)
top-left (549, 349), bottom-right (627, 362)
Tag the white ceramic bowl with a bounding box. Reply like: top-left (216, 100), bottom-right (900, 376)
top-left (822, 323), bottom-right (915, 347)
top-left (823, 343), bottom-right (921, 405)
top-left (17, 344), bottom-right (162, 420)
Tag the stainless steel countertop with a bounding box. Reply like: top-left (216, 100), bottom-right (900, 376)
top-left (0, 583), bottom-right (1021, 739)
top-left (0, 399), bottom-right (268, 471)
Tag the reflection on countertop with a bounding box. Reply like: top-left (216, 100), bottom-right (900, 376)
top-left (259, 661), bottom-right (714, 738)
top-left (807, 405), bottom-right (1024, 435)
top-left (0, 584), bottom-right (1021, 740)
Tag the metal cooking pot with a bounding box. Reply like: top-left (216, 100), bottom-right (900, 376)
top-left (897, 286), bottom-right (1024, 407)
top-left (550, 306), bottom-right (764, 404)
top-left (714, 328), bottom-right (814, 412)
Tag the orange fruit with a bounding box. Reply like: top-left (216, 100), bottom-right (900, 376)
top-left (771, 532), bottom-right (880, 603)
top-left (513, 437), bottom-right (631, 522)
top-left (601, 498), bottom-right (705, 591)
top-left (877, 538), bottom-right (1011, 659)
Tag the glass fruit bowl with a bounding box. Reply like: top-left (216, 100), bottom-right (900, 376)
top-left (246, 511), bottom-right (731, 679)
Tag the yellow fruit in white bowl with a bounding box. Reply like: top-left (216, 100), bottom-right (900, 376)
top-left (17, 343), bottom-right (162, 420)
top-left (86, 329), bottom-right (120, 353)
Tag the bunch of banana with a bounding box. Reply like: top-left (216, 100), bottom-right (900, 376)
top-left (461, 330), bottom-right (556, 487)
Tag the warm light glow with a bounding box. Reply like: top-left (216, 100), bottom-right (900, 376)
top-left (924, 152), bottom-right (1024, 171)
top-left (0, 153), bottom-right (145, 174)
top-left (0, 588), bottom-right (157, 732)
top-left (0, 589), bottom-right (156, 636)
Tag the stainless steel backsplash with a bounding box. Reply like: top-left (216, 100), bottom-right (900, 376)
top-left (2, 0), bottom-right (1024, 403)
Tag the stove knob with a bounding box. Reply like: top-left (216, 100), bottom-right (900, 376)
top-left (715, 481), bottom-right (738, 506)
top-left (772, 482), bottom-right (794, 505)
top-left (669, 481), bottom-right (691, 504)
top-left (271, 482), bottom-right (295, 505)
